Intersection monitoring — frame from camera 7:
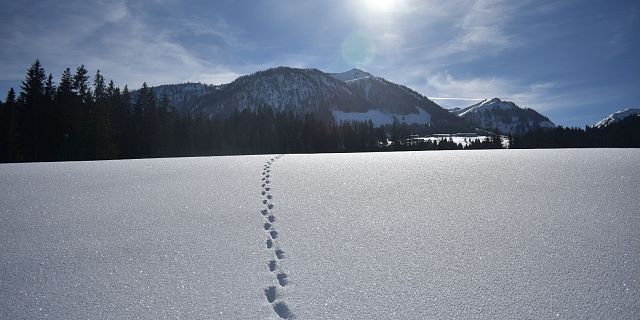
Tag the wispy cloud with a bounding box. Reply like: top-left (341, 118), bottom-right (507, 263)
top-left (0, 0), bottom-right (244, 88)
top-left (422, 70), bottom-right (565, 111)
top-left (429, 0), bottom-right (523, 58)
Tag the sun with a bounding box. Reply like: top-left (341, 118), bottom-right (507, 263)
top-left (362, 0), bottom-right (398, 13)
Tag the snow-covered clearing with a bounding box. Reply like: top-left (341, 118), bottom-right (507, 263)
top-left (411, 135), bottom-right (510, 147)
top-left (1, 149), bottom-right (639, 319)
top-left (332, 108), bottom-right (431, 126)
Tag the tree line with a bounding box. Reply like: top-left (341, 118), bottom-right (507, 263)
top-left (510, 117), bottom-right (640, 148)
top-left (2, 60), bottom-right (635, 163)
top-left (0, 61), bottom-right (429, 162)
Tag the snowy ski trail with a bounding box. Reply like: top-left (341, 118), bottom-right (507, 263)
top-left (260, 155), bottom-right (293, 319)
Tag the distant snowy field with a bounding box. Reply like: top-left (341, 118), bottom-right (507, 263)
top-left (1, 150), bottom-right (639, 319)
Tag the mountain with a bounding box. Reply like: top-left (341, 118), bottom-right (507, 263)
top-left (593, 108), bottom-right (640, 128)
top-left (453, 98), bottom-right (555, 135)
top-left (146, 67), bottom-right (468, 130)
top-left (147, 82), bottom-right (218, 111)
top-left (328, 68), bottom-right (373, 81)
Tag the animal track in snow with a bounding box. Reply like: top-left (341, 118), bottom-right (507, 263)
top-left (265, 286), bottom-right (277, 303)
top-left (277, 273), bottom-right (288, 287)
top-left (258, 154), bottom-right (293, 319)
top-left (273, 302), bottom-right (292, 319)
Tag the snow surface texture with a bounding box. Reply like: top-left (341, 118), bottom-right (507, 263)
top-left (260, 155), bottom-right (294, 319)
top-left (0, 156), bottom-right (276, 319)
top-left (1, 149), bottom-right (639, 319)
top-left (594, 108), bottom-right (640, 128)
top-left (332, 108), bottom-right (431, 126)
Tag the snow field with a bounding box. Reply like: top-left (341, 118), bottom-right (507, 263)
top-left (274, 149), bottom-right (640, 319)
top-left (1, 149), bottom-right (639, 319)
top-left (0, 156), bottom-right (274, 319)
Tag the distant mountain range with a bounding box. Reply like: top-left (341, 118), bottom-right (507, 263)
top-left (145, 67), bottom-right (563, 134)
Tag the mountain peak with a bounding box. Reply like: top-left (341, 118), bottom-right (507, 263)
top-left (456, 98), bottom-right (555, 134)
top-left (594, 108), bottom-right (640, 128)
top-left (328, 68), bottom-right (374, 82)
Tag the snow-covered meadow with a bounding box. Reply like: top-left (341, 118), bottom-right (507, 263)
top-left (1, 149), bottom-right (639, 319)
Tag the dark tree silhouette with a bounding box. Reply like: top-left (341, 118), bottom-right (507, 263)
top-left (1, 60), bottom-right (637, 163)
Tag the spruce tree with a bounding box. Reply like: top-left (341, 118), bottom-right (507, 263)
top-left (19, 60), bottom-right (47, 160)
top-left (19, 59), bottom-right (46, 105)
top-left (73, 65), bottom-right (91, 103)
top-left (57, 68), bottom-right (73, 98)
top-left (0, 88), bottom-right (19, 161)
top-left (93, 70), bottom-right (106, 103)
top-left (44, 73), bottom-right (56, 103)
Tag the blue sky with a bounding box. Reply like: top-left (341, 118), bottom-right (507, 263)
top-left (1, 0), bottom-right (638, 127)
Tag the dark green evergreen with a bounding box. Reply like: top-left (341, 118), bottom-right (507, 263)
top-left (1, 60), bottom-right (637, 163)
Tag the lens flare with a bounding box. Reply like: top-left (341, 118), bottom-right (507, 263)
top-left (341, 32), bottom-right (376, 67)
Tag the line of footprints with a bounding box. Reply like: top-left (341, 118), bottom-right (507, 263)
top-left (261, 155), bottom-right (293, 319)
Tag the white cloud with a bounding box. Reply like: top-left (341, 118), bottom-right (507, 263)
top-left (428, 0), bottom-right (524, 59)
top-left (0, 0), bottom-right (248, 89)
top-left (423, 70), bottom-right (562, 110)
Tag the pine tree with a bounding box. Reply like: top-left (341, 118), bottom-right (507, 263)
top-left (93, 70), bottom-right (106, 103)
top-left (44, 73), bottom-right (56, 103)
top-left (92, 70), bottom-right (115, 159)
top-left (134, 82), bottom-right (156, 157)
top-left (19, 60), bottom-right (46, 105)
top-left (19, 60), bottom-right (47, 160)
top-left (73, 64), bottom-right (91, 103)
top-left (55, 68), bottom-right (75, 160)
top-left (0, 88), bottom-right (19, 161)
top-left (57, 68), bottom-right (73, 98)
top-left (41, 73), bottom-right (57, 159)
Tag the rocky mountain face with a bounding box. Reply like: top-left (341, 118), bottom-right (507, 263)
top-left (453, 98), bottom-right (555, 135)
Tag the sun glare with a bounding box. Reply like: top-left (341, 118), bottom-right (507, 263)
top-left (363, 0), bottom-right (398, 13)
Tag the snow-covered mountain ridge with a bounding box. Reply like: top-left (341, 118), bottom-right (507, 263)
top-left (453, 98), bottom-right (555, 135)
top-left (147, 67), bottom-right (464, 128)
top-left (594, 108), bottom-right (640, 128)
top-left (328, 68), bottom-right (374, 81)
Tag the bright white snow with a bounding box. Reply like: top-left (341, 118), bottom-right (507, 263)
top-left (332, 108), bottom-right (431, 126)
top-left (1, 149), bottom-right (639, 319)
top-left (0, 156), bottom-right (276, 319)
top-left (594, 108), bottom-right (640, 128)
top-left (274, 149), bottom-right (640, 319)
